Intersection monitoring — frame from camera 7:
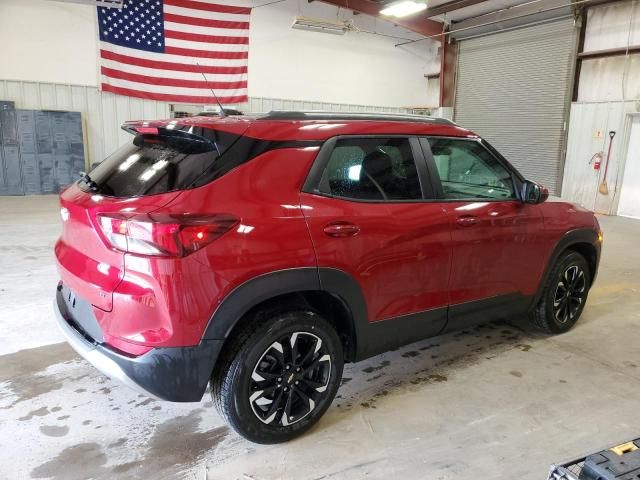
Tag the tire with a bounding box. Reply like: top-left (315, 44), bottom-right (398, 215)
top-left (210, 308), bottom-right (344, 444)
top-left (530, 250), bottom-right (591, 334)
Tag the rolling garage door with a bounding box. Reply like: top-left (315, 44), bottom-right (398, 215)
top-left (454, 19), bottom-right (578, 195)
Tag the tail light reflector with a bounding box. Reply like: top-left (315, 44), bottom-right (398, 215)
top-left (97, 213), bottom-right (238, 257)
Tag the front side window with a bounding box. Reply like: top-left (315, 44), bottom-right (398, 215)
top-left (319, 137), bottom-right (421, 201)
top-left (427, 138), bottom-right (515, 200)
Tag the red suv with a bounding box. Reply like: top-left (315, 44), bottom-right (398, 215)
top-left (54, 112), bottom-right (601, 443)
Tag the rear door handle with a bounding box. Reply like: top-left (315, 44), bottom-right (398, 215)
top-left (323, 222), bottom-right (360, 237)
top-left (456, 215), bottom-right (479, 227)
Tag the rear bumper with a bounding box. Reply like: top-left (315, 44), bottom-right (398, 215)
top-left (54, 285), bottom-right (224, 402)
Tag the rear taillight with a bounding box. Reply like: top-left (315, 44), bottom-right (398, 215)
top-left (96, 213), bottom-right (238, 257)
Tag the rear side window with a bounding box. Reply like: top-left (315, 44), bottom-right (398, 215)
top-left (84, 127), bottom-right (240, 197)
top-left (427, 138), bottom-right (515, 200)
top-left (318, 138), bottom-right (422, 201)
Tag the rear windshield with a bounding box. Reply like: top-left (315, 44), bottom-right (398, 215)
top-left (83, 127), bottom-right (241, 197)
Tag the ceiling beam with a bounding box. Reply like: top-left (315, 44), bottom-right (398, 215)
top-left (452, 0), bottom-right (572, 31)
top-left (424, 0), bottom-right (489, 18)
top-left (317, 0), bottom-right (444, 36)
top-left (578, 45), bottom-right (640, 59)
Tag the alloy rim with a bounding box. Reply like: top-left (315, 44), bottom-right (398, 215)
top-left (553, 265), bottom-right (587, 324)
top-left (249, 332), bottom-right (331, 427)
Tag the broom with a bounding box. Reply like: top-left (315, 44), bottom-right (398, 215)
top-left (599, 131), bottom-right (616, 195)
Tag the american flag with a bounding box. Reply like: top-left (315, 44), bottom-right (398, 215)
top-left (97, 0), bottom-right (250, 104)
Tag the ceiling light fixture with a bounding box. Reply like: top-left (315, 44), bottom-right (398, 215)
top-left (292, 17), bottom-right (353, 35)
top-left (380, 0), bottom-right (427, 18)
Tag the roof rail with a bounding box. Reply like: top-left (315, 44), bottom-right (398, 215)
top-left (258, 110), bottom-right (455, 125)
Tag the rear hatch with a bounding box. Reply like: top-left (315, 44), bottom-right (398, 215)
top-left (56, 188), bottom-right (178, 311)
top-left (55, 119), bottom-right (248, 311)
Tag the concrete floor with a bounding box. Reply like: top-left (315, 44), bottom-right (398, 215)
top-left (1, 195), bottom-right (640, 480)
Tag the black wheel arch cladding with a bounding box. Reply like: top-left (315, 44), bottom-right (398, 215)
top-left (531, 228), bottom-right (600, 307)
top-left (202, 267), bottom-right (366, 362)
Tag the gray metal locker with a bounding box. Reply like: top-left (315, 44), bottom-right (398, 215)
top-left (17, 110), bottom-right (41, 194)
top-left (1, 105), bottom-right (24, 195)
top-left (0, 101), bottom-right (16, 194)
top-left (3, 146), bottom-right (24, 195)
top-left (35, 111), bottom-right (56, 193)
top-left (0, 105), bottom-right (86, 195)
top-left (67, 112), bottom-right (86, 178)
top-left (51, 112), bottom-right (72, 189)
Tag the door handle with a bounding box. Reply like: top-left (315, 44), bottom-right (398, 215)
top-left (323, 222), bottom-right (360, 237)
top-left (456, 215), bottom-right (479, 227)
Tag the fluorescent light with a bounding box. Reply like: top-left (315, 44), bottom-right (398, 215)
top-left (292, 16), bottom-right (351, 35)
top-left (380, 0), bottom-right (427, 18)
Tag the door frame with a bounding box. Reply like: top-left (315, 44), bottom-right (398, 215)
top-left (612, 113), bottom-right (640, 217)
top-left (615, 114), bottom-right (640, 219)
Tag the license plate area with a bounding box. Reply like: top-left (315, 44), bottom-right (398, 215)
top-left (61, 284), bottom-right (105, 343)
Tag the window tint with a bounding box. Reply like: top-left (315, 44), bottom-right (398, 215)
top-left (84, 127), bottom-right (240, 197)
top-left (427, 138), bottom-right (515, 200)
top-left (319, 138), bottom-right (421, 201)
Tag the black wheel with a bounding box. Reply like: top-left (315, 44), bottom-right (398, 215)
top-left (530, 251), bottom-right (591, 334)
top-left (211, 308), bottom-right (343, 444)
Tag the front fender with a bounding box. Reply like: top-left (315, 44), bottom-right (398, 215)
top-left (532, 228), bottom-right (601, 307)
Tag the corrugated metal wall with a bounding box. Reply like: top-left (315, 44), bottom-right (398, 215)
top-left (454, 19), bottom-right (578, 195)
top-left (0, 80), bottom-right (169, 169)
top-left (0, 79), bottom-right (415, 168)
top-left (562, 101), bottom-right (639, 214)
top-left (577, 1), bottom-right (640, 102)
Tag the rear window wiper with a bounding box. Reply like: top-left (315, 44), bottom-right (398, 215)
top-left (79, 172), bottom-right (98, 192)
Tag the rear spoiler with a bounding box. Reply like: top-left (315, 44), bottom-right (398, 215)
top-left (121, 122), bottom-right (216, 145)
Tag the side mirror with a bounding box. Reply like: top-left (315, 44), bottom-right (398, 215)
top-left (521, 180), bottom-right (549, 204)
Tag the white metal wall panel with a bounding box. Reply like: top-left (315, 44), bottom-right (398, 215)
top-left (1, 79), bottom-right (419, 168)
top-left (562, 101), bottom-right (637, 215)
top-left (0, 80), bottom-right (169, 167)
top-left (584, 1), bottom-right (640, 52)
top-left (578, 54), bottom-right (640, 102)
top-left (454, 19), bottom-right (578, 194)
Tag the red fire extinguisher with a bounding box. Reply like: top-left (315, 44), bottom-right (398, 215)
top-left (590, 152), bottom-right (602, 170)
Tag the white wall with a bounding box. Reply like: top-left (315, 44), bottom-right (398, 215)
top-left (578, 1), bottom-right (640, 102)
top-left (583, 1), bottom-right (640, 52)
top-left (562, 1), bottom-right (640, 217)
top-left (248, 0), bottom-right (438, 107)
top-left (562, 101), bottom-right (639, 215)
top-left (0, 0), bottom-right (439, 108)
top-left (0, 0), bottom-right (99, 86)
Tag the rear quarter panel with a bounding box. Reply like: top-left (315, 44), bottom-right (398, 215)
top-left (113, 146), bottom-right (321, 347)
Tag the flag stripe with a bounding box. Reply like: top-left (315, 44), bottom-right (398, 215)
top-left (101, 42), bottom-right (247, 67)
top-left (100, 50), bottom-right (248, 74)
top-left (163, 12), bottom-right (248, 30)
top-left (164, 21), bottom-right (248, 36)
top-left (164, 29), bottom-right (249, 44)
top-left (165, 45), bottom-right (248, 59)
top-left (164, 4), bottom-right (249, 22)
top-left (101, 66), bottom-right (247, 89)
top-left (102, 77), bottom-right (246, 97)
top-left (102, 83), bottom-right (247, 104)
top-left (102, 59), bottom-right (247, 81)
top-left (163, 0), bottom-right (250, 15)
top-left (164, 37), bottom-right (248, 52)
